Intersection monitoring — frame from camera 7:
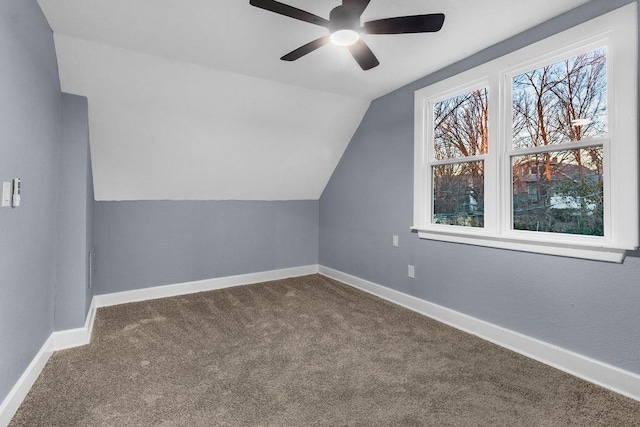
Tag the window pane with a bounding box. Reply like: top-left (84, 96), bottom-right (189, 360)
top-left (512, 147), bottom-right (603, 236)
top-left (433, 161), bottom-right (484, 227)
top-left (433, 88), bottom-right (488, 159)
top-left (512, 48), bottom-right (607, 149)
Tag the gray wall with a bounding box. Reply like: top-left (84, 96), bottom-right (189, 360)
top-left (94, 201), bottom-right (319, 294)
top-left (319, 0), bottom-right (640, 375)
top-left (0, 0), bottom-right (95, 405)
top-left (0, 0), bottom-right (61, 403)
top-left (55, 94), bottom-right (94, 331)
top-left (86, 125), bottom-right (95, 316)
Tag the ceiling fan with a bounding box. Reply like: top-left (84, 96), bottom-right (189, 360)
top-left (249, 0), bottom-right (445, 70)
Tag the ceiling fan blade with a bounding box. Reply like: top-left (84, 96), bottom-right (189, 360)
top-left (342, 0), bottom-right (371, 16)
top-left (364, 13), bottom-right (445, 34)
top-left (348, 39), bottom-right (379, 70)
top-left (249, 0), bottom-right (330, 27)
top-left (281, 36), bottom-right (330, 61)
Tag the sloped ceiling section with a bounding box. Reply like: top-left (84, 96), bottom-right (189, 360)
top-left (54, 35), bottom-right (369, 200)
top-left (39, 0), bottom-right (591, 200)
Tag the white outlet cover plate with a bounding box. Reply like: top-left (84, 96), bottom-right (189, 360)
top-left (2, 182), bottom-right (12, 207)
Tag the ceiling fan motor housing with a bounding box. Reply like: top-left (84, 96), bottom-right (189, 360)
top-left (329, 5), bottom-right (361, 32)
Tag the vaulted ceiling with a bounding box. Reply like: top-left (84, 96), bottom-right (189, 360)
top-left (38, 0), bottom-right (590, 200)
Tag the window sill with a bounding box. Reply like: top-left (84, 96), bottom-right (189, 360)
top-left (411, 227), bottom-right (629, 263)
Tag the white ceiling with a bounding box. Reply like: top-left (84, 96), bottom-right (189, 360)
top-left (38, 0), bottom-right (591, 201)
top-left (53, 35), bottom-right (369, 201)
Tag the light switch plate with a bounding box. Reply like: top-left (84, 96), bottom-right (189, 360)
top-left (2, 182), bottom-right (12, 207)
top-left (408, 265), bottom-right (415, 279)
top-left (393, 235), bottom-right (399, 247)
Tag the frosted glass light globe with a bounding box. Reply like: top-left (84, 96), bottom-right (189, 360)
top-left (330, 29), bottom-right (360, 46)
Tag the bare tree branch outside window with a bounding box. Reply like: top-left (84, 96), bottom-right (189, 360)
top-left (511, 48), bottom-right (606, 235)
top-left (432, 88), bottom-right (488, 227)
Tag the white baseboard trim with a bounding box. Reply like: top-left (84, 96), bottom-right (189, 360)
top-left (94, 265), bottom-right (319, 308)
top-left (318, 265), bottom-right (640, 402)
top-left (1, 265), bottom-right (318, 426)
top-left (0, 299), bottom-right (98, 426)
top-left (51, 298), bottom-right (97, 351)
top-left (0, 336), bottom-right (55, 427)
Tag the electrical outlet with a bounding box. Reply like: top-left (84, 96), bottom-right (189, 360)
top-left (392, 235), bottom-right (399, 247)
top-left (408, 265), bottom-right (415, 279)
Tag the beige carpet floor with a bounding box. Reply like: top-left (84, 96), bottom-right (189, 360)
top-left (10, 274), bottom-right (640, 426)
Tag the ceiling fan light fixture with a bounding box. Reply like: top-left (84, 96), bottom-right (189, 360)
top-left (250, 0), bottom-right (446, 70)
top-left (330, 29), bottom-right (360, 46)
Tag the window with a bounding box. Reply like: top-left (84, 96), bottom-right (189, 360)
top-left (432, 88), bottom-right (488, 228)
top-left (511, 48), bottom-right (606, 237)
top-left (413, 4), bottom-right (638, 262)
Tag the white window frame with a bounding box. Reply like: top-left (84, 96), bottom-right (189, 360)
top-left (413, 4), bottom-right (638, 263)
